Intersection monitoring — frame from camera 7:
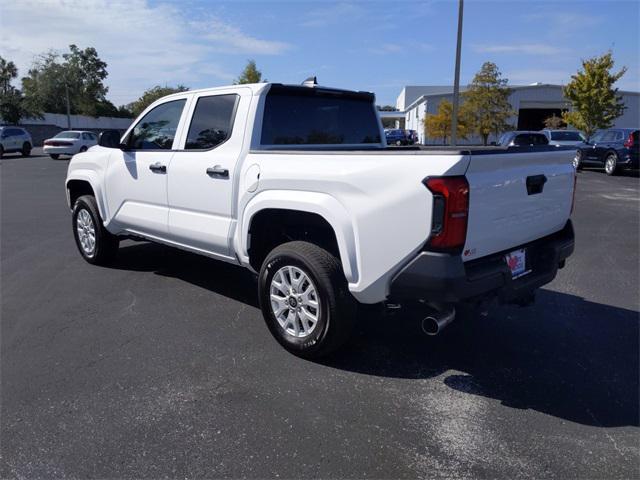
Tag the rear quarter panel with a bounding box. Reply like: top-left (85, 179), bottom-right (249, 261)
top-left (237, 151), bottom-right (469, 303)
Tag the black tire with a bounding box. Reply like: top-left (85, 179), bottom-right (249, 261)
top-left (50, 154), bottom-right (60, 159)
top-left (0, 145), bottom-right (3, 158)
top-left (573, 150), bottom-right (583, 171)
top-left (72, 195), bottom-right (119, 265)
top-left (258, 241), bottom-right (357, 358)
top-left (79, 146), bottom-right (88, 153)
top-left (604, 153), bottom-right (618, 176)
top-left (21, 142), bottom-right (31, 157)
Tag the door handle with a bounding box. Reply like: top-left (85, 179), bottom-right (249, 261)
top-left (149, 162), bottom-right (166, 173)
top-left (206, 165), bottom-right (229, 178)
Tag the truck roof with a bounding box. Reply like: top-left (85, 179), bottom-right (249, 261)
top-left (160, 82), bottom-right (374, 100)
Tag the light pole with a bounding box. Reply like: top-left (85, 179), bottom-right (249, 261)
top-left (450, 0), bottom-right (464, 146)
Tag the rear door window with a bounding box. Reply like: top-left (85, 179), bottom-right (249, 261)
top-left (185, 94), bottom-right (238, 150)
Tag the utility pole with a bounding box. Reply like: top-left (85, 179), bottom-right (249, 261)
top-left (64, 81), bottom-right (71, 130)
top-left (450, 0), bottom-right (464, 146)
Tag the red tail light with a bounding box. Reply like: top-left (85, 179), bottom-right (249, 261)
top-left (623, 132), bottom-right (634, 148)
top-left (424, 176), bottom-right (469, 252)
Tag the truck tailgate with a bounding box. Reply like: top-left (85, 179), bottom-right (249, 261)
top-left (463, 149), bottom-right (574, 262)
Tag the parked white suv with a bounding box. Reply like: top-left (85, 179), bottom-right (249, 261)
top-left (65, 81), bottom-right (576, 357)
top-left (44, 130), bottom-right (98, 159)
top-left (0, 126), bottom-right (32, 158)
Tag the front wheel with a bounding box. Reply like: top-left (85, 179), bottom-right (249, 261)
top-left (72, 195), bottom-right (119, 265)
top-left (50, 154), bottom-right (60, 159)
top-left (604, 153), bottom-right (618, 176)
top-left (573, 150), bottom-right (583, 170)
top-left (258, 241), bottom-right (357, 358)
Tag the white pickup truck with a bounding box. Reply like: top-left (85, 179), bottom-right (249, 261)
top-left (65, 80), bottom-right (575, 357)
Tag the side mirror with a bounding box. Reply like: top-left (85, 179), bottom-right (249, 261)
top-left (98, 129), bottom-right (123, 148)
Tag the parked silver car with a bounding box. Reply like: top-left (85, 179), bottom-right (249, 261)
top-left (541, 129), bottom-right (584, 146)
top-left (43, 131), bottom-right (98, 159)
top-left (0, 126), bottom-right (33, 158)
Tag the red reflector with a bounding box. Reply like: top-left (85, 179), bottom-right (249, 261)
top-left (424, 176), bottom-right (469, 252)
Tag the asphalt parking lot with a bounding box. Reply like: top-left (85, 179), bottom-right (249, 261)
top-left (2, 149), bottom-right (639, 478)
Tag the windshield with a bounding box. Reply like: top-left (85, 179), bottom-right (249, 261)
top-left (550, 131), bottom-right (583, 141)
top-left (55, 132), bottom-right (80, 139)
top-left (590, 131), bottom-right (606, 142)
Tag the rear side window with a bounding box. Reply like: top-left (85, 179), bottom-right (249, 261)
top-left (261, 88), bottom-right (381, 146)
top-left (127, 99), bottom-right (186, 150)
top-left (185, 94), bottom-right (238, 150)
top-left (513, 134), bottom-right (548, 146)
top-left (550, 131), bottom-right (582, 141)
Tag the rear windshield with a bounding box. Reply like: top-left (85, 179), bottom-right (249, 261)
top-left (55, 132), bottom-right (80, 139)
top-left (261, 87), bottom-right (381, 146)
top-left (550, 131), bottom-right (583, 141)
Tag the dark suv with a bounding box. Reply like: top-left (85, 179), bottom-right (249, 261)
top-left (574, 128), bottom-right (639, 175)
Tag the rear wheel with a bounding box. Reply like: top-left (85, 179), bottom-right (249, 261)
top-left (50, 154), bottom-right (60, 159)
top-left (258, 241), bottom-right (357, 358)
top-left (21, 142), bottom-right (31, 157)
top-left (604, 153), bottom-right (618, 176)
top-left (0, 145), bottom-right (4, 158)
top-left (72, 195), bottom-right (119, 265)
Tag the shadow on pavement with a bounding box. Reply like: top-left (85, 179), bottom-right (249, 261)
top-left (115, 242), bottom-right (639, 428)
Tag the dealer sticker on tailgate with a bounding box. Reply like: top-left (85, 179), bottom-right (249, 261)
top-left (505, 249), bottom-right (530, 279)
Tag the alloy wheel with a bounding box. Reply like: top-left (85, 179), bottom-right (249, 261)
top-left (76, 208), bottom-right (96, 256)
top-left (269, 265), bottom-right (321, 338)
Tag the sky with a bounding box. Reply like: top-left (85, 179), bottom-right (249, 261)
top-left (1, 0), bottom-right (638, 107)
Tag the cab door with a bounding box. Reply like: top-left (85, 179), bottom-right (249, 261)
top-left (105, 97), bottom-right (189, 237)
top-left (166, 88), bottom-right (251, 259)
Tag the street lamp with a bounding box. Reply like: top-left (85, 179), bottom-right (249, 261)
top-left (450, 0), bottom-right (464, 147)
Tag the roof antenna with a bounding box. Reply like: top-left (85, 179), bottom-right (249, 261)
top-left (302, 76), bottom-right (317, 87)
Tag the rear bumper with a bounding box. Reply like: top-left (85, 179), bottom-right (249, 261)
top-left (389, 220), bottom-right (575, 304)
top-left (43, 145), bottom-right (79, 155)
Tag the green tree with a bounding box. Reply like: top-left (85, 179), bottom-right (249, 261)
top-left (463, 62), bottom-right (514, 145)
top-left (0, 56), bottom-right (37, 124)
top-left (127, 85), bottom-right (189, 117)
top-left (424, 99), bottom-right (471, 144)
top-left (234, 60), bottom-right (264, 84)
top-left (562, 52), bottom-right (626, 141)
top-left (21, 44), bottom-right (113, 117)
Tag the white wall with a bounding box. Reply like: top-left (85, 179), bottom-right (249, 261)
top-left (21, 112), bottom-right (132, 130)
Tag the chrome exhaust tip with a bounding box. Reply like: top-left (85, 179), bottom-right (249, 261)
top-left (421, 306), bottom-right (456, 336)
